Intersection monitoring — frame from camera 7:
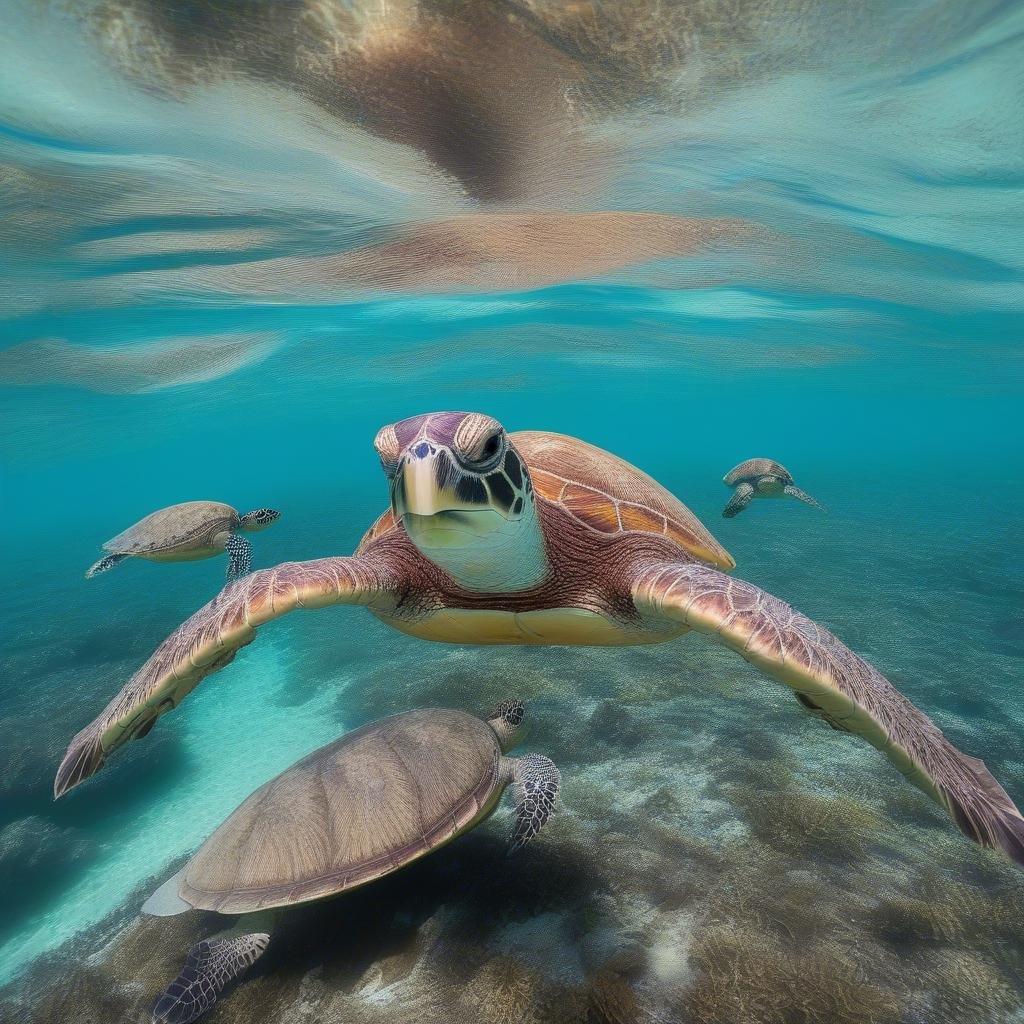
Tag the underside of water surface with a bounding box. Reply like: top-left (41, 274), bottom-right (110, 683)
top-left (1, 2), bottom-right (1023, 1022)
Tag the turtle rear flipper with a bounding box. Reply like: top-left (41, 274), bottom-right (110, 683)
top-left (152, 934), bottom-right (269, 1024)
top-left (86, 553), bottom-right (127, 578)
top-left (509, 753), bottom-right (560, 851)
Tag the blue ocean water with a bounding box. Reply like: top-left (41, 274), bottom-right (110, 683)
top-left (1, 1), bottom-right (1023, 1020)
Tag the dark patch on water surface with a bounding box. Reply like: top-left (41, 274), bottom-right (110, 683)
top-left (0, 819), bottom-right (98, 949)
top-left (4, 626), bottom-right (140, 678)
top-left (991, 615), bottom-right (1024, 658)
top-left (587, 699), bottom-right (651, 750)
top-left (0, 687), bottom-right (190, 949)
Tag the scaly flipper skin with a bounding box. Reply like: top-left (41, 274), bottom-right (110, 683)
top-left (783, 483), bottom-right (827, 512)
top-left (85, 552), bottom-right (128, 578)
top-left (152, 934), bottom-right (269, 1024)
top-left (54, 557), bottom-right (395, 798)
top-left (631, 562), bottom-right (1024, 863)
top-left (509, 753), bottom-right (561, 851)
top-left (722, 481), bottom-right (755, 518)
top-left (223, 534), bottom-right (252, 583)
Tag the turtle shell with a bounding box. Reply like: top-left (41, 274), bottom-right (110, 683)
top-left (513, 431), bottom-right (735, 570)
top-left (355, 431), bottom-right (734, 570)
top-left (723, 459), bottom-right (793, 487)
top-left (103, 501), bottom-right (239, 554)
top-left (177, 709), bottom-right (502, 914)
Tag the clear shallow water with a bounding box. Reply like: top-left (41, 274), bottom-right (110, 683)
top-left (1, 1), bottom-right (1023, 1020)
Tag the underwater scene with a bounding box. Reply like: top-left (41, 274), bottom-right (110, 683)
top-left (1, 1), bottom-right (1023, 1022)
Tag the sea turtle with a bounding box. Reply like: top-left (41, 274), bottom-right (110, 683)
top-left (722, 458), bottom-right (825, 518)
top-left (56, 412), bottom-right (1024, 865)
top-left (86, 502), bottom-right (280, 583)
top-left (142, 701), bottom-right (558, 1024)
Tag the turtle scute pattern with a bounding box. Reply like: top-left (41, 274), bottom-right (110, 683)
top-left (180, 710), bottom-right (501, 912)
top-left (105, 502), bottom-right (237, 554)
top-left (724, 459), bottom-right (792, 486)
top-left (512, 431), bottom-right (735, 570)
top-left (634, 563), bottom-right (1024, 863)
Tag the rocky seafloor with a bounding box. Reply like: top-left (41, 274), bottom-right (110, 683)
top-left (4, 628), bottom-right (1024, 1024)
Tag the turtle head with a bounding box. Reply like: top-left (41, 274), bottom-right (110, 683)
top-left (239, 508), bottom-right (280, 532)
top-left (375, 412), bottom-right (548, 592)
top-left (487, 698), bottom-right (527, 752)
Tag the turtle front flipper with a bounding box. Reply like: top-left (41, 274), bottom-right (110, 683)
top-left (152, 934), bottom-right (269, 1024)
top-left (223, 534), bottom-right (252, 583)
top-left (86, 552), bottom-right (128, 578)
top-left (722, 482), bottom-right (755, 518)
top-left (508, 753), bottom-right (561, 852)
top-left (54, 555), bottom-right (398, 799)
top-left (631, 561), bottom-right (1024, 866)
top-left (783, 483), bottom-right (827, 512)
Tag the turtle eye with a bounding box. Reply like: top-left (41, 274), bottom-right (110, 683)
top-left (453, 414), bottom-right (505, 467)
top-left (480, 432), bottom-right (502, 462)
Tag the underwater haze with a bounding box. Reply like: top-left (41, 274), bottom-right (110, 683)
top-left (1, 0), bottom-right (1023, 1021)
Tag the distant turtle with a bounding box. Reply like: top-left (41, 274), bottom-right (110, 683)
top-left (722, 458), bottom-right (825, 518)
top-left (86, 502), bottom-right (280, 583)
top-left (58, 412), bottom-right (1024, 866)
top-left (142, 701), bottom-right (558, 1024)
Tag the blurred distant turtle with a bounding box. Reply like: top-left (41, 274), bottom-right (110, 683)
top-left (86, 502), bottom-right (279, 584)
top-left (722, 458), bottom-right (825, 518)
top-left (58, 412), bottom-right (1024, 867)
top-left (142, 701), bottom-right (558, 1024)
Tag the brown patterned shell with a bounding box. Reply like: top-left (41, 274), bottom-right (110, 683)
top-left (723, 459), bottom-right (793, 487)
top-left (103, 501), bottom-right (239, 554)
top-left (356, 431), bottom-right (734, 570)
top-left (514, 431), bottom-right (734, 570)
top-left (177, 710), bottom-right (501, 914)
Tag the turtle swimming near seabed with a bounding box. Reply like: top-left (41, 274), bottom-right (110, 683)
top-left (143, 701), bottom-right (558, 1024)
top-left (722, 458), bottom-right (825, 518)
top-left (56, 412), bottom-right (1024, 866)
top-left (86, 502), bottom-right (280, 583)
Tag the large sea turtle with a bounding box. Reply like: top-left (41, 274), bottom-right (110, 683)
top-left (722, 458), bottom-right (824, 518)
top-left (86, 502), bottom-right (280, 583)
top-left (56, 412), bottom-right (1024, 865)
top-left (142, 700), bottom-right (557, 1024)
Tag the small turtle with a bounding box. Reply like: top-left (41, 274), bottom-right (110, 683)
top-left (58, 412), bottom-right (1024, 866)
top-left (86, 502), bottom-right (280, 583)
top-left (141, 700), bottom-right (558, 1024)
top-left (722, 458), bottom-right (825, 518)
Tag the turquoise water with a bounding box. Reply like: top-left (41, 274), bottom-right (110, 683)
top-left (1, 2), bottom-right (1023, 1021)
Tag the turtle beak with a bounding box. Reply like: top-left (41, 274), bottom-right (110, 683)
top-left (394, 451), bottom-right (448, 518)
top-left (392, 442), bottom-right (476, 520)
top-left (391, 442), bottom-right (496, 526)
